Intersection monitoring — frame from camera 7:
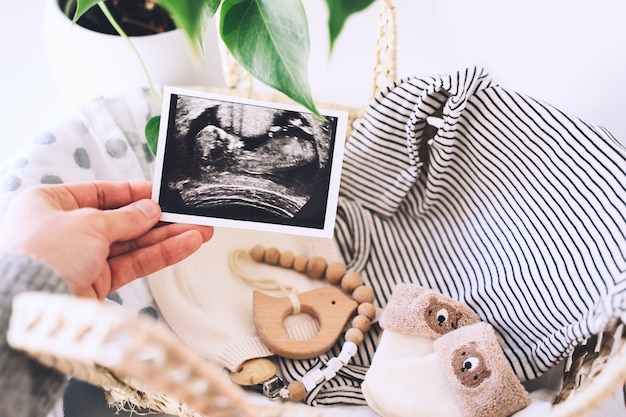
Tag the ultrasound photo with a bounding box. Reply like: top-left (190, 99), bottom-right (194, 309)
top-left (152, 88), bottom-right (347, 237)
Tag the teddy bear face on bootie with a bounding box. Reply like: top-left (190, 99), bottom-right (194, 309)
top-left (451, 341), bottom-right (492, 388)
top-left (424, 295), bottom-right (474, 335)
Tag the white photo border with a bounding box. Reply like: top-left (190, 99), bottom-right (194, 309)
top-left (151, 86), bottom-right (348, 238)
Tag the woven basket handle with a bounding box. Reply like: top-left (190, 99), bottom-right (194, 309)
top-left (8, 292), bottom-right (260, 417)
top-left (218, 0), bottom-right (398, 102)
top-left (370, 0), bottom-right (397, 100)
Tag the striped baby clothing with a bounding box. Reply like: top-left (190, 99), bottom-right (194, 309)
top-left (278, 66), bottom-right (626, 406)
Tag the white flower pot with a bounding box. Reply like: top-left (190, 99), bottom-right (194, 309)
top-left (43, 0), bottom-right (226, 107)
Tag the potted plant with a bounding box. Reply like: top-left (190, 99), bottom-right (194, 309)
top-left (63, 0), bottom-right (378, 151)
top-left (45, 0), bottom-right (227, 109)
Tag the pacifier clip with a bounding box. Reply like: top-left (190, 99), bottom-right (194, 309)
top-left (228, 245), bottom-right (376, 401)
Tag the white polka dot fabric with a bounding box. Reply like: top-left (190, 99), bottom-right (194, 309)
top-left (0, 89), bottom-right (159, 216)
top-left (0, 88), bottom-right (162, 315)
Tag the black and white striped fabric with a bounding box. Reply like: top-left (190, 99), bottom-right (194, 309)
top-left (279, 66), bottom-right (626, 406)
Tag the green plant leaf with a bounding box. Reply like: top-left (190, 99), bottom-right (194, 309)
top-left (156, 0), bottom-right (219, 51)
top-left (325, 0), bottom-right (376, 51)
top-left (73, 0), bottom-right (102, 22)
top-left (145, 115), bottom-right (161, 156)
top-left (220, 0), bottom-right (320, 117)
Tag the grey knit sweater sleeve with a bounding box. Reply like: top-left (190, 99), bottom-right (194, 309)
top-left (0, 252), bottom-right (72, 417)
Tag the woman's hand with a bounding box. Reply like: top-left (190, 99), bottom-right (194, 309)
top-left (0, 181), bottom-right (213, 299)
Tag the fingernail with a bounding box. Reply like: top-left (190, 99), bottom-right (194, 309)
top-left (135, 199), bottom-right (160, 218)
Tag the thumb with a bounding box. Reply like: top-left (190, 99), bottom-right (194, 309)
top-left (102, 199), bottom-right (162, 242)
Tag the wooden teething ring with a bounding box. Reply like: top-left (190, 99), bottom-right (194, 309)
top-left (253, 286), bottom-right (358, 360)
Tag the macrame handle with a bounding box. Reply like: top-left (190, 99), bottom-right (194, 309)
top-left (371, 0), bottom-right (398, 100)
top-left (7, 292), bottom-right (260, 417)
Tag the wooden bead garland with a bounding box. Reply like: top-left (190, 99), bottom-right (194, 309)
top-left (246, 244), bottom-right (376, 402)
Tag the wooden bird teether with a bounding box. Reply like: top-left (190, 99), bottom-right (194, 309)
top-left (253, 286), bottom-right (358, 360)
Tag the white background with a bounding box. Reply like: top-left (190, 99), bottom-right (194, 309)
top-left (0, 1), bottom-right (69, 160)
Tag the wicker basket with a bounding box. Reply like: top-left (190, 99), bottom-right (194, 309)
top-left (547, 320), bottom-right (626, 417)
top-left (7, 1), bottom-right (626, 416)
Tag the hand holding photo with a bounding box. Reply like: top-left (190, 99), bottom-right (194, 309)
top-left (152, 87), bottom-right (348, 237)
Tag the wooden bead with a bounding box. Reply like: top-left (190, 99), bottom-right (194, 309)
top-left (352, 315), bottom-right (371, 332)
top-left (293, 254), bottom-right (309, 272)
top-left (306, 256), bottom-right (327, 279)
top-left (357, 302), bottom-right (377, 320)
top-left (264, 247), bottom-right (280, 265)
top-left (340, 271), bottom-right (363, 292)
top-left (352, 286), bottom-right (375, 304)
top-left (325, 262), bottom-right (346, 284)
top-left (345, 328), bottom-right (364, 346)
top-left (279, 250), bottom-right (295, 268)
top-left (249, 245), bottom-right (265, 262)
top-left (288, 380), bottom-right (307, 401)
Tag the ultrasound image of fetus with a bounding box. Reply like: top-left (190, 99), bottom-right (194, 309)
top-left (159, 95), bottom-right (339, 229)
